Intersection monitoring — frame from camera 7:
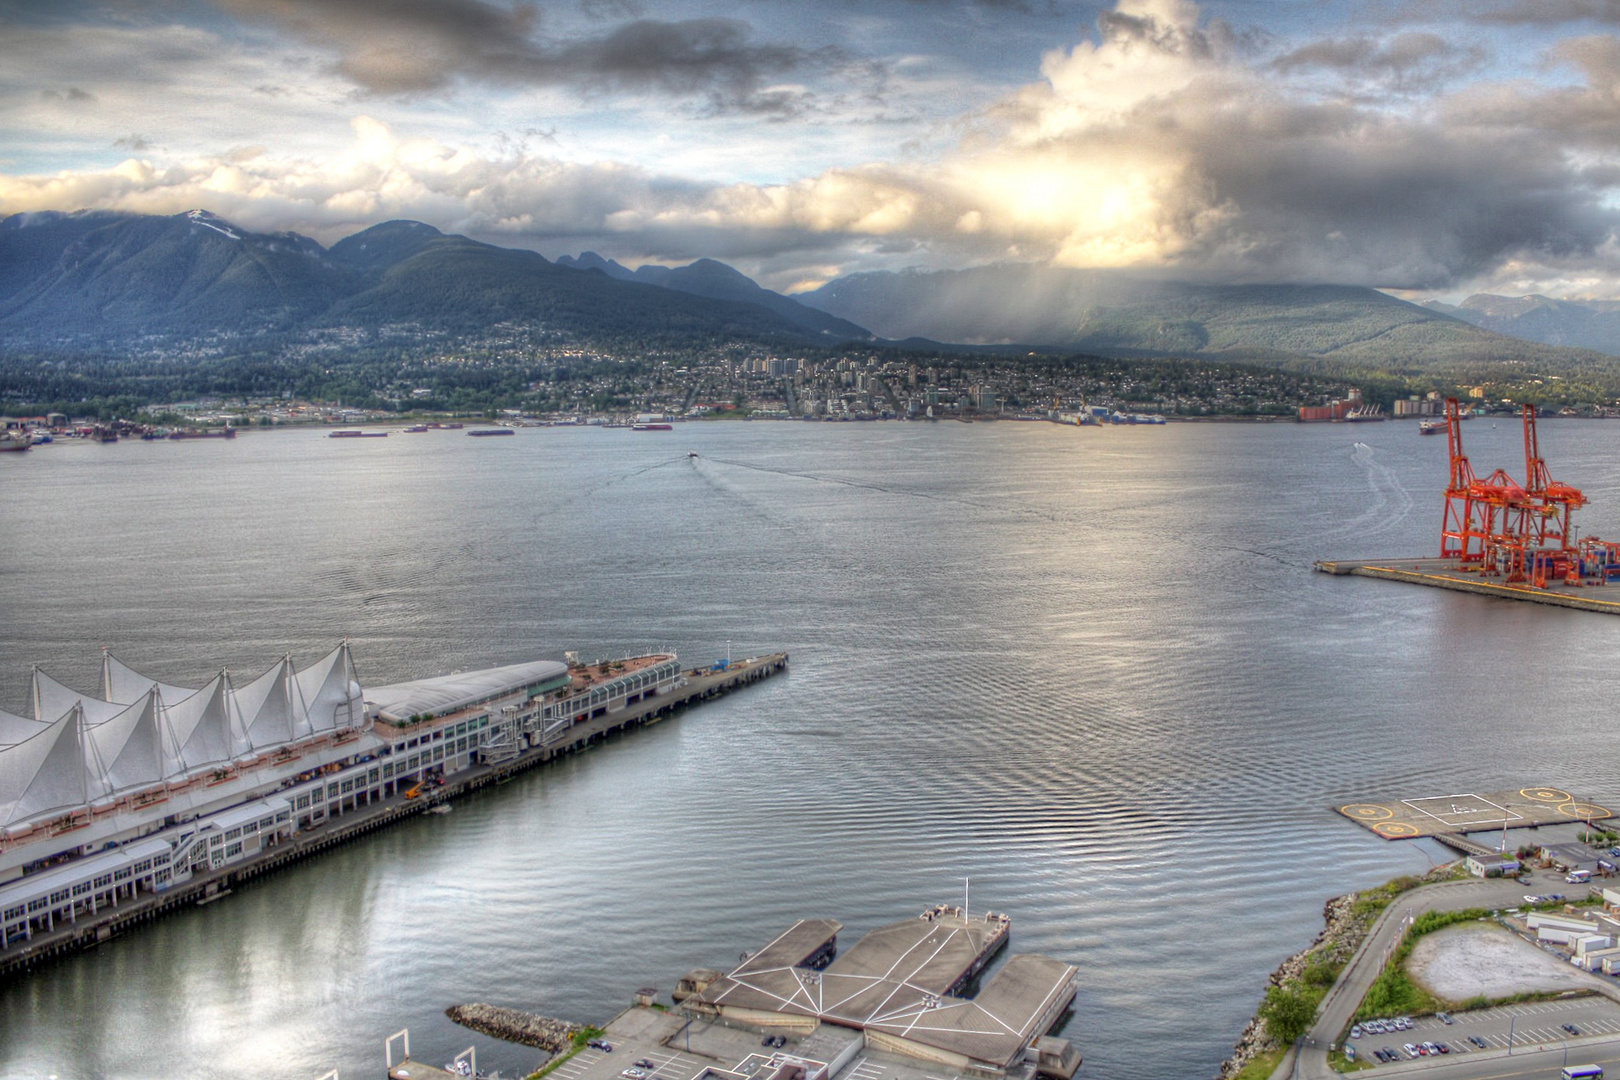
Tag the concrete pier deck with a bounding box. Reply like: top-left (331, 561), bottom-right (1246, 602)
top-left (1317, 557), bottom-right (1620, 615)
top-left (1337, 787), bottom-right (1612, 841)
top-left (0, 652), bottom-right (789, 982)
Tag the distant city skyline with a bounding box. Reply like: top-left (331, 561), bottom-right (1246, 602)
top-left (3, 0), bottom-right (1619, 299)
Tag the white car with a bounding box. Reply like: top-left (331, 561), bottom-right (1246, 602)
top-left (1403, 1043), bottom-right (1419, 1058)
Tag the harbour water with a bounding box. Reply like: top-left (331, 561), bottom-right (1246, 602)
top-left (3, 419), bottom-right (1620, 1080)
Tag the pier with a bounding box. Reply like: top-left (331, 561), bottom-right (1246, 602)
top-left (1317, 558), bottom-right (1620, 615)
top-left (0, 653), bottom-right (788, 981)
top-left (1337, 786), bottom-right (1611, 841)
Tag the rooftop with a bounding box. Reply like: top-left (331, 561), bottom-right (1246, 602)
top-left (694, 908), bottom-right (1076, 1070)
top-left (365, 659), bottom-right (570, 722)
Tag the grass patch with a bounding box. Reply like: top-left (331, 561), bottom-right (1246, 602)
top-left (1354, 910), bottom-right (1489, 1021)
top-left (528, 1027), bottom-right (605, 1080)
top-left (1351, 876), bottom-right (1425, 922)
top-left (1229, 1047), bottom-right (1287, 1080)
top-left (1330, 1049), bottom-right (1376, 1072)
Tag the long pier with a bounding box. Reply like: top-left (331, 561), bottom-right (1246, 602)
top-left (0, 653), bottom-right (788, 981)
top-left (1317, 557), bottom-right (1620, 615)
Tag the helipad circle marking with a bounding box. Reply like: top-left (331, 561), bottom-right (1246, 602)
top-left (1521, 787), bottom-right (1573, 803)
top-left (1342, 804), bottom-right (1394, 821)
top-left (1557, 801), bottom-right (1611, 820)
top-left (1374, 822), bottom-right (1420, 838)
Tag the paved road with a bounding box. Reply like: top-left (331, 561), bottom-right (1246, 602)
top-left (1286, 871), bottom-right (1612, 1080)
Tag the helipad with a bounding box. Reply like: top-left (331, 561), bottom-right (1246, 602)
top-left (1337, 787), bottom-right (1611, 840)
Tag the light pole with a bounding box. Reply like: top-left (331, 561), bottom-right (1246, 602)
top-left (1508, 1014), bottom-right (1516, 1055)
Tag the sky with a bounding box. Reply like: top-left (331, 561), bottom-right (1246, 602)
top-left (3, 0), bottom-right (1620, 298)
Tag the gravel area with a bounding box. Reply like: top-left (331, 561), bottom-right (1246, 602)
top-left (1408, 923), bottom-right (1603, 1000)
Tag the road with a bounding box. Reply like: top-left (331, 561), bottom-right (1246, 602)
top-left (1286, 870), bottom-right (1616, 1080)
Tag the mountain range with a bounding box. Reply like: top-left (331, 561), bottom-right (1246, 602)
top-left (0, 209), bottom-right (869, 352)
top-left (792, 265), bottom-right (1619, 379)
top-left (2, 209), bottom-right (1618, 393)
top-left (1422, 294), bottom-right (1620, 355)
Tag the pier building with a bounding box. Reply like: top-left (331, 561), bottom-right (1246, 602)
top-left (0, 645), bottom-right (688, 950)
top-left (688, 907), bottom-right (1079, 1076)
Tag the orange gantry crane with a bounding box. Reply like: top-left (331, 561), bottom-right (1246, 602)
top-left (1439, 398), bottom-right (1614, 585)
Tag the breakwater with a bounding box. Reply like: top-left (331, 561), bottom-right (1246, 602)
top-left (446, 1003), bottom-right (580, 1052)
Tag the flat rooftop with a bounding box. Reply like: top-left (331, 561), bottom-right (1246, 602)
top-left (693, 908), bottom-right (1077, 1070)
top-left (1338, 787), bottom-right (1612, 840)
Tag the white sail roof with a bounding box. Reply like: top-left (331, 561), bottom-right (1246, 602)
top-left (165, 675), bottom-right (245, 770)
top-left (0, 706), bottom-right (86, 826)
top-left (103, 652), bottom-right (197, 706)
top-left (83, 689), bottom-right (168, 797)
top-left (0, 643), bottom-right (366, 827)
top-left (296, 645), bottom-right (360, 733)
top-left (0, 708), bottom-right (43, 745)
top-left (32, 669), bottom-right (124, 726)
top-left (235, 658), bottom-right (302, 749)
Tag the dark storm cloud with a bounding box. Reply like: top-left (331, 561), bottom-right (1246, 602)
top-left (1270, 32), bottom-right (1484, 91)
top-left (40, 86), bottom-right (96, 102)
top-left (209, 0), bottom-right (842, 108)
top-left (1472, 0), bottom-right (1620, 26)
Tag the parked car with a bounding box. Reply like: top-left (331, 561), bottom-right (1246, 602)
top-left (1403, 1043), bottom-right (1420, 1058)
top-left (1469, 1036), bottom-right (1487, 1048)
top-left (1438, 1012), bottom-right (1453, 1025)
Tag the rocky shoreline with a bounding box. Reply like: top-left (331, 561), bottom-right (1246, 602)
top-left (1216, 892), bottom-right (1364, 1079)
top-left (447, 1003), bottom-right (581, 1052)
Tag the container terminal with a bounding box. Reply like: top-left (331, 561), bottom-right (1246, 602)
top-left (1317, 398), bottom-right (1620, 612)
top-left (387, 906), bottom-right (1082, 1080)
top-left (0, 644), bottom-right (786, 977)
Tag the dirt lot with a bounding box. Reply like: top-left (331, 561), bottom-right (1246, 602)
top-left (1408, 922), bottom-right (1604, 1000)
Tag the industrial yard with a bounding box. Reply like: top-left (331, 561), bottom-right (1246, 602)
top-left (1320, 399), bottom-right (1620, 609)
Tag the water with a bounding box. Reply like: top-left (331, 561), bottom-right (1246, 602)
top-left (3, 418), bottom-right (1620, 1080)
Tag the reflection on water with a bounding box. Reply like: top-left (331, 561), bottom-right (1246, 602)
top-left (3, 420), bottom-right (1620, 1080)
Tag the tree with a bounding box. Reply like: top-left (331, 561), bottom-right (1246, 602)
top-left (1259, 984), bottom-right (1316, 1045)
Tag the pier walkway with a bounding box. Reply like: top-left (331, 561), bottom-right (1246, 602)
top-left (0, 653), bottom-right (788, 981)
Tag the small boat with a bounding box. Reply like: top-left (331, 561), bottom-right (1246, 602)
top-left (427, 804), bottom-right (453, 815)
top-left (632, 423), bottom-right (673, 431)
top-left (688, 450), bottom-right (699, 458)
top-left (0, 431), bottom-right (31, 452)
top-left (329, 430), bottom-right (388, 438)
top-left (402, 425), bottom-right (429, 433)
top-left (30, 431), bottom-right (52, 444)
top-left (466, 427), bottom-right (514, 436)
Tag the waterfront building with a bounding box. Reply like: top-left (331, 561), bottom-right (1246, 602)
top-left (0, 645), bottom-right (685, 948)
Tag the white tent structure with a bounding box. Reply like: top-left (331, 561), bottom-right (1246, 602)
top-left (0, 645), bottom-right (363, 831)
top-left (0, 707), bottom-right (87, 827)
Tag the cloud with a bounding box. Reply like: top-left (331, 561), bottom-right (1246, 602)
top-left (1271, 32), bottom-right (1486, 91)
top-left (1472, 0), bottom-right (1620, 26)
top-left (209, 0), bottom-right (847, 112)
top-left (4, 0), bottom-right (1620, 297)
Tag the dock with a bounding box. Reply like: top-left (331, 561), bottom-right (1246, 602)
top-left (1337, 786), bottom-right (1612, 841)
top-left (1317, 557), bottom-right (1620, 615)
top-left (0, 653), bottom-right (788, 981)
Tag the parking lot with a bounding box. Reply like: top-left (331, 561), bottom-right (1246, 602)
top-left (1348, 997), bottom-right (1620, 1066)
